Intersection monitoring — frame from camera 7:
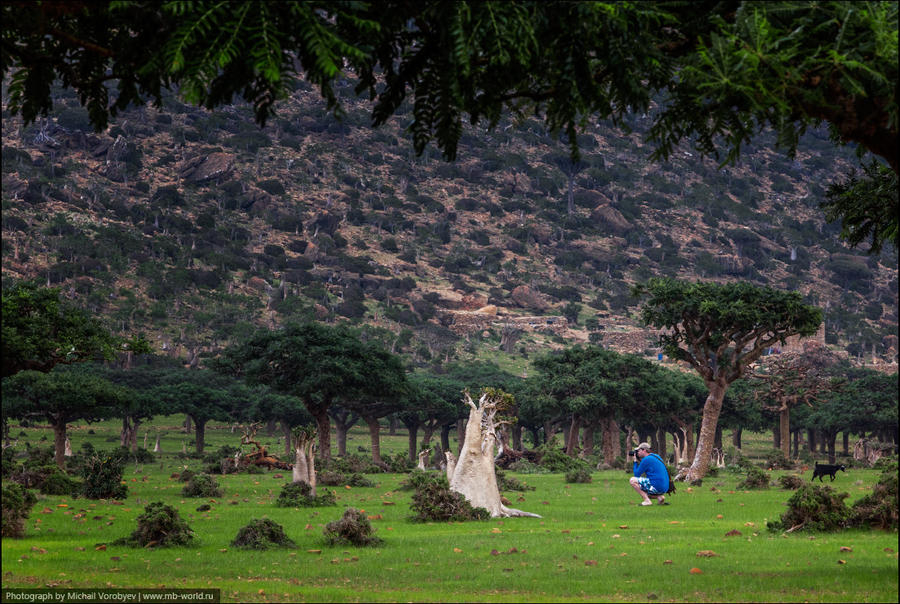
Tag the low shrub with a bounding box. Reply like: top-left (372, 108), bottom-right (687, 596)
top-left (850, 467), bottom-right (898, 530)
top-left (507, 459), bottom-right (549, 474)
top-left (323, 508), bottom-right (383, 547)
top-left (40, 471), bottom-right (82, 496)
top-left (318, 471), bottom-right (375, 487)
top-left (275, 481), bottom-right (336, 507)
top-left (767, 484), bottom-right (851, 533)
top-left (231, 518), bottom-right (296, 549)
top-left (496, 468), bottom-right (536, 491)
top-left (114, 502), bottom-right (194, 547)
top-left (738, 466), bottom-right (771, 489)
top-left (2, 483), bottom-right (37, 538)
top-left (409, 473), bottom-right (490, 522)
top-left (778, 474), bottom-right (805, 490)
top-left (538, 448), bottom-right (590, 473)
top-left (564, 467), bottom-right (593, 484)
top-left (319, 453), bottom-right (382, 474)
top-left (182, 473), bottom-right (224, 498)
top-left (765, 449), bottom-right (794, 470)
top-left (80, 454), bottom-right (127, 500)
top-left (383, 452), bottom-right (412, 473)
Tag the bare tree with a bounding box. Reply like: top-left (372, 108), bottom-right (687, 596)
top-left (448, 389), bottom-right (541, 518)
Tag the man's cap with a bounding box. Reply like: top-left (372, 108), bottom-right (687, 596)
top-left (637, 442), bottom-right (652, 450)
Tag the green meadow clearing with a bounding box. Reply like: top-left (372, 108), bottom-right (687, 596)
top-left (2, 417), bottom-right (897, 603)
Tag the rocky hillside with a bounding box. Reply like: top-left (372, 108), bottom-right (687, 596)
top-left (2, 79), bottom-right (897, 373)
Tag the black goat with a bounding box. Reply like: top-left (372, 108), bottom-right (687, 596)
top-left (811, 462), bottom-right (846, 482)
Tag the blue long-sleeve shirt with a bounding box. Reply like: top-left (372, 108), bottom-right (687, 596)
top-left (633, 453), bottom-right (669, 493)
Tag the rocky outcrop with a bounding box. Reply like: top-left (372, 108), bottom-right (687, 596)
top-left (179, 152), bottom-right (234, 184)
top-left (590, 204), bottom-right (631, 234)
top-left (510, 285), bottom-right (548, 311)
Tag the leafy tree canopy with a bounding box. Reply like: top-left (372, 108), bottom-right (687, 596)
top-left (635, 278), bottom-right (823, 384)
top-left (3, 1), bottom-right (896, 249)
top-left (2, 281), bottom-right (151, 378)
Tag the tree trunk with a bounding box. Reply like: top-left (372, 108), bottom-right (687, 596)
top-left (582, 423), bottom-right (595, 457)
top-left (732, 428), bottom-right (742, 449)
top-left (193, 418), bottom-right (206, 454)
top-left (565, 415), bottom-right (581, 456)
top-left (440, 423), bottom-right (452, 454)
top-left (807, 429), bottom-right (816, 453)
top-left (826, 433), bottom-right (837, 464)
top-left (779, 407), bottom-right (790, 459)
top-left (53, 419), bottom-right (67, 470)
top-left (292, 428), bottom-right (317, 497)
top-left (683, 380), bottom-right (727, 483)
top-left (600, 416), bottom-right (619, 466)
top-left (842, 432), bottom-right (850, 456)
top-left (448, 391), bottom-right (540, 518)
top-left (404, 421), bottom-right (419, 462)
top-left (363, 415), bottom-right (383, 466)
top-left (656, 426), bottom-right (667, 461)
top-left (314, 408), bottom-right (332, 460)
top-left (511, 423), bottom-right (523, 450)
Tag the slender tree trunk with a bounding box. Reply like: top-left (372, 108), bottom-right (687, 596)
top-left (684, 380), bottom-right (727, 483)
top-left (807, 429), bottom-right (816, 453)
top-left (826, 433), bottom-right (837, 464)
top-left (582, 423), bottom-right (595, 457)
top-left (53, 420), bottom-right (67, 470)
top-left (403, 421), bottom-right (419, 462)
top-left (511, 424), bottom-right (523, 450)
top-left (314, 408), bottom-right (332, 460)
top-left (600, 416), bottom-right (618, 466)
top-left (363, 415), bottom-right (382, 466)
top-left (440, 423), bottom-right (452, 454)
top-left (731, 428), bottom-right (742, 449)
top-left (779, 407), bottom-right (791, 459)
top-left (565, 415), bottom-right (581, 456)
top-left (842, 432), bottom-right (850, 456)
top-left (194, 418), bottom-right (206, 454)
top-left (656, 426), bottom-right (667, 461)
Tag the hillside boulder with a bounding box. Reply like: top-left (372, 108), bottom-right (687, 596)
top-left (591, 204), bottom-right (632, 234)
top-left (510, 285), bottom-right (548, 311)
top-left (180, 152), bottom-right (234, 184)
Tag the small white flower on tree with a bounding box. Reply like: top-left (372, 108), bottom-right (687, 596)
top-left (448, 388), bottom-right (540, 518)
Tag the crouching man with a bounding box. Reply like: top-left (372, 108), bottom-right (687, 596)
top-left (629, 442), bottom-right (669, 506)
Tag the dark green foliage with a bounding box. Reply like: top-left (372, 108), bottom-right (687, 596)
top-left (181, 473), bottom-right (224, 498)
top-left (737, 466), bottom-right (771, 490)
top-left (765, 449), bottom-right (794, 470)
top-left (409, 473), bottom-right (490, 522)
top-left (849, 467), bottom-right (898, 530)
top-left (564, 467), bottom-right (593, 484)
top-left (115, 501), bottom-right (194, 547)
top-left (495, 468), bottom-right (536, 491)
top-left (40, 471), bottom-right (82, 496)
top-left (767, 484), bottom-right (851, 533)
top-left (778, 474), bottom-right (805, 490)
top-left (257, 178), bottom-right (286, 195)
top-left (231, 518), bottom-right (296, 549)
top-left (80, 454), bottom-right (127, 499)
top-left (537, 448), bottom-right (589, 474)
top-left (320, 454), bottom-right (383, 475)
top-left (1, 483), bottom-right (37, 538)
top-left (383, 452), bottom-right (412, 473)
top-left (275, 481), bottom-right (336, 508)
top-left (322, 508), bottom-right (382, 547)
top-left (318, 471), bottom-right (375, 487)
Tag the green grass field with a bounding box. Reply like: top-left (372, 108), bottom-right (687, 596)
top-left (2, 417), bottom-right (897, 603)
